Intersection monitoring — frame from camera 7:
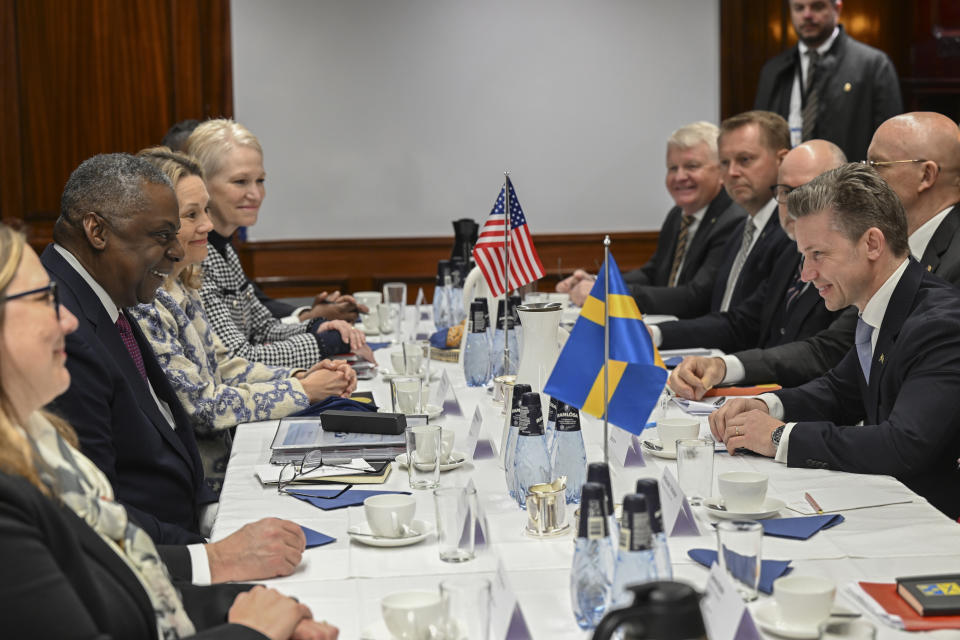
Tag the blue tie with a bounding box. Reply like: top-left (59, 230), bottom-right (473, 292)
top-left (855, 316), bottom-right (873, 382)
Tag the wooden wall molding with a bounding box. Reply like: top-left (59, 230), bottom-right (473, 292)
top-left (237, 232), bottom-right (660, 303)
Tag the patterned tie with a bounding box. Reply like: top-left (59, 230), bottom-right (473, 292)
top-left (668, 214), bottom-right (695, 286)
top-left (721, 221), bottom-right (756, 311)
top-left (855, 316), bottom-right (873, 382)
top-left (116, 312), bottom-right (148, 383)
top-left (802, 50), bottom-right (820, 141)
top-left (784, 260), bottom-right (806, 310)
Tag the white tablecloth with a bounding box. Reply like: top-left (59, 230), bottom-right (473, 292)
top-left (212, 348), bottom-right (960, 639)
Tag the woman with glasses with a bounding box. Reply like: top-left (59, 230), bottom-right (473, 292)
top-left (129, 147), bottom-right (358, 493)
top-left (0, 224), bottom-right (337, 638)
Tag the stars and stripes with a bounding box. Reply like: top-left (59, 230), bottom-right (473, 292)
top-left (472, 177), bottom-right (545, 297)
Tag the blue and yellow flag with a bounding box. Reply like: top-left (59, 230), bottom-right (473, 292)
top-left (544, 253), bottom-right (667, 435)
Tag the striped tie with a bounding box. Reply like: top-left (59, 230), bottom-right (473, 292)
top-left (802, 50), bottom-right (820, 141)
top-left (668, 214), bottom-right (694, 286)
top-left (720, 221), bottom-right (756, 311)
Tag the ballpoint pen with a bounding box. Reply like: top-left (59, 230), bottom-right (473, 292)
top-left (804, 491), bottom-right (824, 514)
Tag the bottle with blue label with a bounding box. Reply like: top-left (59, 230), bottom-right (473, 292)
top-left (635, 478), bottom-right (673, 580)
top-left (611, 494), bottom-right (657, 608)
top-left (512, 391), bottom-right (552, 509)
top-left (463, 299), bottom-right (491, 387)
top-left (587, 462), bottom-right (620, 548)
top-left (571, 482), bottom-right (615, 630)
top-left (550, 401), bottom-right (587, 504)
top-left (490, 299), bottom-right (519, 378)
top-left (503, 383), bottom-right (532, 502)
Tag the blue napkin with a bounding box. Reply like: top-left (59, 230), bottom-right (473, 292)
top-left (300, 525), bottom-right (336, 548)
top-left (287, 488), bottom-right (410, 510)
top-left (761, 514), bottom-right (844, 540)
top-left (688, 548), bottom-right (792, 595)
top-left (289, 396), bottom-right (378, 417)
top-left (367, 341), bottom-right (392, 351)
top-left (664, 356), bottom-right (684, 368)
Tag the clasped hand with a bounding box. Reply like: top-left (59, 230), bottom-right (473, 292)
top-left (707, 397), bottom-right (783, 457)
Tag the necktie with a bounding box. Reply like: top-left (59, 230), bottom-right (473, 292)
top-left (855, 316), bottom-right (873, 382)
top-left (784, 261), bottom-right (806, 310)
top-left (802, 50), bottom-right (820, 141)
top-left (116, 313), bottom-right (148, 383)
top-left (721, 221), bottom-right (756, 311)
top-left (668, 214), bottom-right (695, 287)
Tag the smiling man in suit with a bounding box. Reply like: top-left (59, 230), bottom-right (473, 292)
top-left (709, 163), bottom-right (960, 519)
top-left (656, 139), bottom-right (846, 358)
top-left (43, 153), bottom-right (308, 583)
top-left (557, 121), bottom-right (744, 318)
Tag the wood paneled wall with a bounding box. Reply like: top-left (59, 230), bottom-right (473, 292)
top-left (0, 0), bottom-right (233, 248)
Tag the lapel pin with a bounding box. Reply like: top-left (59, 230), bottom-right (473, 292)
top-left (844, 82), bottom-right (852, 92)
top-left (928, 265), bottom-right (933, 271)
top-left (879, 353), bottom-right (885, 365)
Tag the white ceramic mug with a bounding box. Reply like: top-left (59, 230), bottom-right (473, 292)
top-left (718, 471), bottom-right (769, 512)
top-left (381, 590), bottom-right (446, 640)
top-left (416, 426), bottom-right (454, 464)
top-left (773, 575), bottom-right (836, 628)
top-left (353, 290), bottom-right (383, 310)
top-left (363, 494), bottom-right (416, 537)
top-left (657, 417), bottom-right (700, 452)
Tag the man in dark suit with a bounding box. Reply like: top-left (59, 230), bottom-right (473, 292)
top-left (709, 163), bottom-right (960, 519)
top-left (44, 154), bottom-right (308, 578)
top-left (656, 140), bottom-right (847, 354)
top-left (668, 112), bottom-right (960, 397)
top-left (557, 121), bottom-right (744, 318)
top-left (753, 0), bottom-right (901, 161)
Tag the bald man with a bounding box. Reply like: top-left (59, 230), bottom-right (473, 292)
top-left (671, 113), bottom-right (960, 399)
top-left (656, 141), bottom-right (846, 376)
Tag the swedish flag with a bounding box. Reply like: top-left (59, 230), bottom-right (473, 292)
top-left (544, 253), bottom-right (667, 435)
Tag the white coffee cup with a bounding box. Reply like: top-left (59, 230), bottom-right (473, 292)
top-left (773, 575), bottom-right (836, 628)
top-left (381, 590), bottom-right (446, 640)
top-left (718, 471), bottom-right (769, 512)
top-left (353, 290), bottom-right (383, 310)
top-left (377, 302), bottom-right (393, 333)
top-left (657, 417), bottom-right (700, 452)
top-left (414, 425), bottom-right (454, 463)
top-left (364, 494), bottom-right (416, 537)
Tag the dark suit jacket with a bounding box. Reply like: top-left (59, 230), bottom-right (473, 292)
top-left (625, 190), bottom-right (744, 318)
top-left (42, 245), bottom-right (217, 545)
top-left (658, 251), bottom-right (840, 352)
top-left (775, 260), bottom-right (960, 519)
top-left (0, 472), bottom-right (262, 640)
top-left (754, 25), bottom-right (902, 161)
top-left (735, 205), bottom-right (960, 387)
top-left (708, 205), bottom-right (793, 313)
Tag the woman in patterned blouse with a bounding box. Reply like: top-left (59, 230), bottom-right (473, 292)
top-left (130, 147), bottom-right (357, 493)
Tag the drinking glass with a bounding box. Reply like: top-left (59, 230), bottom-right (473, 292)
top-left (433, 485), bottom-right (477, 562)
top-left (440, 577), bottom-right (491, 639)
top-left (716, 520), bottom-right (763, 601)
top-left (405, 425), bottom-right (441, 489)
top-left (383, 282), bottom-right (407, 343)
top-left (676, 438), bottom-right (714, 506)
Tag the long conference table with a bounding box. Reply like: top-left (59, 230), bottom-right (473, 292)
top-left (212, 340), bottom-right (960, 639)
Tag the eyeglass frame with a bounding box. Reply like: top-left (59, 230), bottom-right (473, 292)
top-left (770, 183), bottom-right (798, 204)
top-left (0, 281), bottom-right (60, 320)
top-left (860, 158), bottom-right (938, 172)
top-left (275, 452), bottom-right (384, 499)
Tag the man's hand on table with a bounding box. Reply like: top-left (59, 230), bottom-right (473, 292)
top-left (669, 356), bottom-right (727, 400)
top-left (316, 319), bottom-right (372, 359)
top-left (299, 291), bottom-right (367, 323)
top-left (555, 268), bottom-right (592, 294)
top-left (708, 398), bottom-right (782, 457)
top-left (569, 278), bottom-right (594, 306)
top-left (207, 517), bottom-right (306, 583)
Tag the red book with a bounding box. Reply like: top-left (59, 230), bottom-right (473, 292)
top-left (859, 582), bottom-right (960, 631)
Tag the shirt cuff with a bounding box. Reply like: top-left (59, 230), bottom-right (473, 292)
top-left (757, 393), bottom-right (785, 420)
top-left (187, 544), bottom-right (212, 585)
top-left (282, 306), bottom-right (310, 325)
top-left (720, 355), bottom-right (745, 384)
top-left (198, 502), bottom-right (219, 538)
top-left (774, 423), bottom-right (798, 464)
top-left (650, 325), bottom-right (662, 347)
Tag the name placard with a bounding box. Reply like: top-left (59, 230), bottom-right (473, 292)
top-left (465, 405), bottom-right (497, 460)
top-left (700, 562), bottom-right (761, 640)
top-left (659, 468), bottom-right (700, 536)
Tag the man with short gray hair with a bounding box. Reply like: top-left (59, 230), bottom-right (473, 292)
top-left (709, 163), bottom-right (960, 519)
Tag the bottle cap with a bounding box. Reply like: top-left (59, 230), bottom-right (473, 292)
top-left (517, 392), bottom-right (544, 436)
top-left (509, 383), bottom-right (532, 428)
top-left (553, 401), bottom-right (581, 432)
top-left (495, 299), bottom-right (514, 330)
top-left (586, 462), bottom-right (614, 517)
top-left (435, 259), bottom-right (450, 284)
top-left (469, 300), bottom-right (488, 333)
top-left (619, 494), bottom-right (653, 551)
top-left (509, 295), bottom-right (522, 324)
top-left (577, 482), bottom-right (609, 539)
top-left (635, 478), bottom-right (664, 534)
top-left (547, 397), bottom-right (558, 424)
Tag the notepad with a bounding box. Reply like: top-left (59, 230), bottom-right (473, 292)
top-left (787, 487), bottom-right (913, 515)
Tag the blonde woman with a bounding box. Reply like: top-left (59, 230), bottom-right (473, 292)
top-left (130, 147), bottom-right (356, 492)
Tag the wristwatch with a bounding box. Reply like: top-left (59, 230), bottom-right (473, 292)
top-left (771, 425), bottom-right (785, 447)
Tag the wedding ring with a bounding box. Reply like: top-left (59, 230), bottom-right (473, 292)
top-left (735, 426), bottom-right (742, 436)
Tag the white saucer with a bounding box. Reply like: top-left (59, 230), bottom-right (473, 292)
top-left (347, 519), bottom-right (432, 547)
top-left (361, 325), bottom-right (381, 336)
top-left (425, 403), bottom-right (442, 420)
top-left (380, 369), bottom-right (441, 382)
top-left (395, 451), bottom-right (467, 472)
top-left (641, 438), bottom-right (677, 460)
top-left (752, 600), bottom-right (820, 639)
top-left (704, 496), bottom-right (786, 520)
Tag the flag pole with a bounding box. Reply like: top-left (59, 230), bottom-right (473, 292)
top-left (502, 172), bottom-right (512, 377)
top-left (603, 234), bottom-right (611, 464)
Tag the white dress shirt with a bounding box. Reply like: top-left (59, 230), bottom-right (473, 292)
top-left (53, 244), bottom-right (213, 584)
top-left (763, 258), bottom-right (910, 463)
top-left (908, 207), bottom-right (953, 262)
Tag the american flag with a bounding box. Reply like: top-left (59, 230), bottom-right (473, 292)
top-left (472, 177), bottom-right (545, 297)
